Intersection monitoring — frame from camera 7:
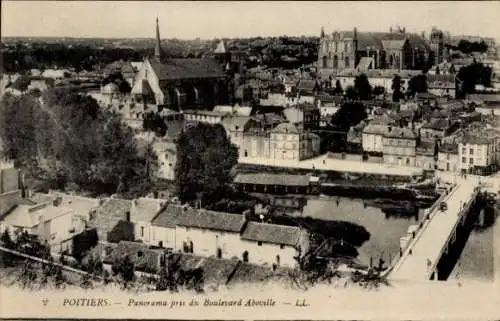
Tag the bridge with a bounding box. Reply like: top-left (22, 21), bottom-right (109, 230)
top-left (388, 179), bottom-right (481, 281)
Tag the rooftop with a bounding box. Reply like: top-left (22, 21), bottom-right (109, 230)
top-left (149, 58), bottom-right (226, 81)
top-left (131, 197), bottom-right (166, 223)
top-left (175, 209), bottom-right (246, 233)
top-left (234, 173), bottom-right (311, 187)
top-left (241, 222), bottom-right (303, 247)
top-left (151, 203), bottom-right (185, 228)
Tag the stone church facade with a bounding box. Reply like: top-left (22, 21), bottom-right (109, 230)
top-left (317, 27), bottom-right (442, 75)
top-left (131, 18), bottom-right (230, 110)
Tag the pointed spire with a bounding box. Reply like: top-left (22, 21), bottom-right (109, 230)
top-left (154, 17), bottom-right (162, 62)
top-left (320, 26), bottom-right (325, 38)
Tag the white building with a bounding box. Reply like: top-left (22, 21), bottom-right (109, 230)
top-left (270, 122), bottom-right (321, 161)
top-left (437, 144), bottom-right (459, 172)
top-left (362, 124), bottom-right (387, 153)
top-left (130, 197), bottom-right (167, 244)
top-left (174, 209), bottom-right (247, 259)
top-left (153, 139), bottom-right (177, 181)
top-left (150, 203), bottom-right (185, 248)
top-left (458, 129), bottom-right (500, 174)
top-left (240, 222), bottom-right (310, 268)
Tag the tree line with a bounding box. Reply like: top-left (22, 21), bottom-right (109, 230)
top-left (0, 88), bottom-right (158, 198)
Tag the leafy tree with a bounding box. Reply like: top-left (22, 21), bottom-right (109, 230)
top-left (330, 102), bottom-right (367, 132)
top-left (407, 74), bottom-right (428, 98)
top-left (143, 111), bottom-right (167, 137)
top-left (1, 230), bottom-right (15, 249)
top-left (112, 255), bottom-right (135, 284)
top-left (10, 75), bottom-right (31, 92)
top-left (175, 122), bottom-right (238, 205)
top-left (353, 74), bottom-right (372, 101)
top-left (391, 75), bottom-right (403, 102)
top-left (333, 80), bottom-right (343, 95)
top-left (373, 86), bottom-right (385, 96)
top-left (456, 63), bottom-right (493, 98)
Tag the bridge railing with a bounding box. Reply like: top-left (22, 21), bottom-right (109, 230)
top-left (425, 187), bottom-right (480, 280)
top-left (384, 183), bottom-right (459, 278)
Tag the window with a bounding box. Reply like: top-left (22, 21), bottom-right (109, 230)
top-left (258, 241), bottom-right (262, 246)
top-left (322, 56), bottom-right (328, 68)
top-left (333, 55), bottom-right (338, 68)
top-left (462, 157), bottom-right (466, 163)
top-left (470, 158), bottom-right (474, 164)
top-left (345, 57), bottom-right (350, 68)
top-left (280, 244), bottom-right (285, 249)
top-left (140, 226), bottom-right (144, 237)
top-left (462, 147), bottom-right (466, 154)
top-left (138, 251), bottom-right (143, 257)
top-left (470, 148), bottom-right (474, 155)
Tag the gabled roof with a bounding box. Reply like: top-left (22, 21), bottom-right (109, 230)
top-left (175, 209), bottom-right (246, 233)
top-left (381, 39), bottom-right (406, 51)
top-left (271, 122), bottom-right (301, 134)
top-left (241, 222), bottom-right (303, 247)
top-left (149, 58), bottom-right (226, 81)
top-left (151, 203), bottom-right (184, 228)
top-left (88, 198), bottom-right (132, 233)
top-left (131, 197), bottom-right (165, 223)
top-left (214, 40), bottom-right (227, 54)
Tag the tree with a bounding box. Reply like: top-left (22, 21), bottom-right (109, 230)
top-left (391, 75), bottom-right (403, 102)
top-left (353, 74), bottom-right (372, 101)
top-left (373, 86), bottom-right (385, 96)
top-left (112, 255), bottom-right (135, 284)
top-left (143, 111), bottom-right (167, 137)
top-left (407, 74), bottom-right (428, 98)
top-left (334, 80), bottom-right (343, 95)
top-left (175, 123), bottom-right (238, 205)
top-left (456, 63), bottom-right (493, 97)
top-left (1, 230), bottom-right (15, 249)
top-left (10, 75), bottom-right (31, 92)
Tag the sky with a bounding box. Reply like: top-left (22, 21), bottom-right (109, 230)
top-left (2, 1), bottom-right (500, 40)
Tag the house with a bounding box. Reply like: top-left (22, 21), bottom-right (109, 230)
top-left (315, 94), bottom-right (343, 118)
top-left (415, 142), bottom-right (437, 170)
top-left (437, 143), bottom-right (459, 172)
top-left (270, 122), bottom-right (320, 161)
top-left (458, 129), bottom-right (500, 175)
top-left (239, 222), bottom-right (310, 268)
top-left (150, 203), bottom-right (185, 249)
top-left (174, 209), bottom-right (247, 259)
top-left (153, 139), bottom-right (177, 180)
top-left (296, 79), bottom-right (319, 97)
top-left (427, 74), bottom-right (456, 98)
top-left (88, 198), bottom-right (133, 244)
top-left (241, 127), bottom-right (271, 158)
top-left (220, 116), bottom-right (254, 152)
top-left (31, 192), bottom-right (100, 221)
top-left (233, 173), bottom-right (314, 195)
top-left (0, 162), bottom-right (25, 218)
top-left (41, 69), bottom-right (68, 80)
top-left (419, 118), bottom-right (459, 142)
top-left (362, 123), bottom-right (387, 154)
top-left (283, 104), bottom-right (320, 130)
top-left (0, 201), bottom-right (86, 253)
top-left (382, 126), bottom-right (418, 166)
top-left (130, 197), bottom-right (167, 244)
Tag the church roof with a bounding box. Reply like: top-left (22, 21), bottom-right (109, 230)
top-left (150, 58), bottom-right (226, 81)
top-left (214, 40), bottom-right (227, 54)
top-left (329, 31), bottom-right (429, 51)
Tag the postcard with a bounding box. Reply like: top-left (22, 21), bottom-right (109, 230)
top-left (0, 1), bottom-right (500, 320)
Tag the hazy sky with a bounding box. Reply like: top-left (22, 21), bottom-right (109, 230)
top-left (2, 1), bottom-right (500, 40)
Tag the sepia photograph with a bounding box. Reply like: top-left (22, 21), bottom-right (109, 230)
top-left (0, 1), bottom-right (499, 319)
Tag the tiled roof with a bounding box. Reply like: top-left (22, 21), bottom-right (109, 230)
top-left (88, 198), bottom-right (131, 233)
top-left (175, 209), bottom-right (246, 233)
top-left (439, 143), bottom-right (458, 154)
top-left (421, 118), bottom-right (450, 131)
top-left (150, 58), bottom-right (226, 81)
top-left (241, 222), bottom-right (302, 247)
top-left (383, 127), bottom-right (417, 139)
top-left (297, 79), bottom-right (317, 91)
top-left (151, 203), bottom-right (184, 228)
top-left (220, 116), bottom-right (252, 132)
top-left (234, 173), bottom-right (311, 187)
top-left (131, 197), bottom-right (166, 223)
top-left (363, 123), bottom-right (388, 135)
top-left (271, 122), bottom-right (300, 134)
top-left (381, 39), bottom-right (406, 51)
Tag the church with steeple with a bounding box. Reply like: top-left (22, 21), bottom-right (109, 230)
top-left (131, 18), bottom-right (230, 110)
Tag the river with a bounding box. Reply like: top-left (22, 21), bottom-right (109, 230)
top-left (303, 196), bottom-right (420, 267)
top-left (302, 196), bottom-right (498, 282)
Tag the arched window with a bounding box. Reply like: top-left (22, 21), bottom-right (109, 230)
top-left (333, 55), bottom-right (338, 68)
top-left (389, 55), bottom-right (394, 68)
top-left (345, 57), bottom-right (350, 68)
top-left (322, 56), bottom-right (328, 68)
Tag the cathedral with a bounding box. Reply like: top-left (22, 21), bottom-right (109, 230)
top-left (317, 26), bottom-right (443, 74)
top-left (131, 18), bottom-right (230, 110)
